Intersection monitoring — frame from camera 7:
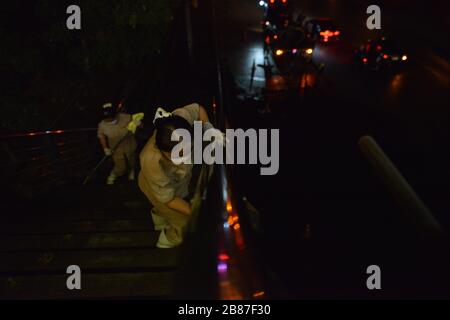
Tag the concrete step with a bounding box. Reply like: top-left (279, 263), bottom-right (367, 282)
top-left (0, 248), bottom-right (179, 276)
top-left (0, 271), bottom-right (174, 299)
top-left (0, 231), bottom-right (160, 252)
top-left (0, 219), bottom-right (154, 236)
top-left (36, 204), bottom-right (151, 222)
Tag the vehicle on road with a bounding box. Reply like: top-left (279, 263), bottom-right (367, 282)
top-left (268, 26), bottom-right (315, 64)
top-left (262, 0), bottom-right (293, 32)
top-left (354, 37), bottom-right (408, 70)
top-left (304, 18), bottom-right (341, 43)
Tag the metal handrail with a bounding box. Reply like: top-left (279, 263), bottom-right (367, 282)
top-left (174, 0), bottom-right (267, 300)
top-left (1, 128), bottom-right (100, 197)
top-left (0, 128), bottom-right (97, 139)
top-left (211, 0), bottom-right (266, 299)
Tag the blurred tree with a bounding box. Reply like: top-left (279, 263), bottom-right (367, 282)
top-left (1, 0), bottom-right (181, 132)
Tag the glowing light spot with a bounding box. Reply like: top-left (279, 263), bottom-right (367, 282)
top-left (218, 262), bottom-right (228, 273)
top-left (226, 201), bottom-right (233, 213)
top-left (219, 254), bottom-right (229, 261)
top-left (389, 73), bottom-right (404, 96)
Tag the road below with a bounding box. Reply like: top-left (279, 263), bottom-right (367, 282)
top-left (215, 0), bottom-right (450, 298)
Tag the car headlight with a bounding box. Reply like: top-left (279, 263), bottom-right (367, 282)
top-left (275, 49), bottom-right (284, 56)
top-left (402, 55), bottom-right (408, 61)
top-left (305, 48), bottom-right (313, 55)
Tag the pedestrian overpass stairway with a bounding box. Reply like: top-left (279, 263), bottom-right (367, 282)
top-left (0, 182), bottom-right (179, 299)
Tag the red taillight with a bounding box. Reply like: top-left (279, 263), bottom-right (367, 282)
top-left (383, 54), bottom-right (388, 59)
top-left (219, 253), bottom-right (230, 261)
top-left (320, 30), bottom-right (339, 40)
top-left (363, 58), bottom-right (368, 63)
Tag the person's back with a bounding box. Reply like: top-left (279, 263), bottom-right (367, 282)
top-left (97, 104), bottom-right (138, 185)
top-left (98, 113), bottom-right (135, 150)
top-left (138, 103), bottom-right (215, 249)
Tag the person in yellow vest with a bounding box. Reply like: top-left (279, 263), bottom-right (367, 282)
top-left (97, 103), bottom-right (138, 185)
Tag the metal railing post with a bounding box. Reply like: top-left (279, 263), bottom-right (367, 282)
top-left (359, 135), bottom-right (444, 238)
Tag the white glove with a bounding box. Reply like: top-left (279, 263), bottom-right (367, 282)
top-left (104, 148), bottom-right (112, 156)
